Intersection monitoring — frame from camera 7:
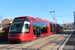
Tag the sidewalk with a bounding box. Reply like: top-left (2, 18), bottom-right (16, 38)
top-left (63, 31), bottom-right (75, 50)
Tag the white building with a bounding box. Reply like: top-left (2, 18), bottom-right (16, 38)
top-left (0, 19), bottom-right (13, 30)
top-left (2, 19), bottom-right (13, 24)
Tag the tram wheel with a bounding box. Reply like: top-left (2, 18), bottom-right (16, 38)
top-left (10, 41), bottom-right (17, 44)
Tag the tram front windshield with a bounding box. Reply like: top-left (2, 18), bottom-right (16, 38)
top-left (9, 21), bottom-right (23, 33)
top-left (9, 18), bottom-right (30, 34)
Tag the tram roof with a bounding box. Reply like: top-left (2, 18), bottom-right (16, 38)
top-left (15, 16), bottom-right (56, 24)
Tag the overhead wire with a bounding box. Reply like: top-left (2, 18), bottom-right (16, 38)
top-left (34, 0), bottom-right (56, 21)
top-left (57, 15), bottom-right (73, 17)
top-left (34, 0), bottom-right (49, 10)
top-left (35, 0), bottom-right (72, 17)
top-left (56, 0), bottom-right (66, 14)
top-left (34, 0), bottom-right (73, 23)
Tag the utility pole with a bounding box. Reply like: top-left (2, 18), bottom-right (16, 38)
top-left (50, 11), bottom-right (57, 23)
top-left (74, 12), bottom-right (75, 31)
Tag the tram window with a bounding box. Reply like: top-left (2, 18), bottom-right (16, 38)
top-left (9, 18), bottom-right (30, 33)
top-left (33, 21), bottom-right (41, 35)
top-left (50, 23), bottom-right (52, 32)
top-left (44, 23), bottom-right (47, 33)
top-left (53, 24), bottom-right (55, 31)
top-left (33, 21), bottom-right (47, 34)
top-left (22, 18), bottom-right (30, 33)
top-left (40, 22), bottom-right (43, 34)
top-left (57, 24), bottom-right (60, 31)
top-left (33, 21), bottom-right (36, 35)
top-left (41, 22), bottom-right (47, 34)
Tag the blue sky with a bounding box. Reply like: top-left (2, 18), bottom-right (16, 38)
top-left (0, 0), bottom-right (74, 24)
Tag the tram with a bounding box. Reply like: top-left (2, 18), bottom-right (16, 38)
top-left (8, 16), bottom-right (63, 43)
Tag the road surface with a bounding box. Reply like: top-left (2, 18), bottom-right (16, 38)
top-left (0, 30), bottom-right (74, 50)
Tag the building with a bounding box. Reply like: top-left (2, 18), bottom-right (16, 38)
top-left (1, 19), bottom-right (13, 30)
top-left (2, 19), bottom-right (13, 24)
top-left (0, 24), bottom-right (2, 30)
top-left (63, 23), bottom-right (74, 29)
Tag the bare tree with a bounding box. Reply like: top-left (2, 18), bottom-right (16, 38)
top-left (0, 16), bottom-right (3, 23)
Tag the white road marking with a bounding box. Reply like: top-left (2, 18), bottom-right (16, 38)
top-left (59, 31), bottom-right (74, 50)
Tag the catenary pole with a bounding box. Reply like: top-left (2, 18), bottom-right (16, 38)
top-left (74, 12), bottom-right (75, 31)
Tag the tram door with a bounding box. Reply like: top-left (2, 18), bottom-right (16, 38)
top-left (50, 23), bottom-right (55, 34)
top-left (33, 21), bottom-right (41, 38)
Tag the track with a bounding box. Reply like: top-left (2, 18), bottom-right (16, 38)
top-left (23, 32), bottom-right (69, 50)
top-left (0, 31), bottom-right (73, 50)
top-left (0, 33), bottom-right (58, 49)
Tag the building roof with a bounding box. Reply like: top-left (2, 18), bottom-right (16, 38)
top-left (5, 19), bottom-right (13, 22)
top-left (2, 19), bottom-right (13, 22)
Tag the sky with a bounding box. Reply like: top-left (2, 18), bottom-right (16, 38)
top-left (0, 0), bottom-right (75, 24)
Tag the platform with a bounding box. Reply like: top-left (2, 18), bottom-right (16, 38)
top-left (63, 31), bottom-right (75, 50)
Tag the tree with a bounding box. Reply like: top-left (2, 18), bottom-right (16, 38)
top-left (0, 16), bottom-right (3, 23)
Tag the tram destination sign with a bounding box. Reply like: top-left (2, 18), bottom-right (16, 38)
top-left (14, 18), bottom-right (25, 21)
